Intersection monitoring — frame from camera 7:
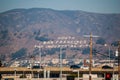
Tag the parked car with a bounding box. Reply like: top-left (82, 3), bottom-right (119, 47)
top-left (32, 65), bottom-right (43, 69)
top-left (102, 65), bottom-right (113, 69)
top-left (70, 65), bottom-right (80, 69)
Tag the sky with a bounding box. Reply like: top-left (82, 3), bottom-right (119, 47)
top-left (0, 0), bottom-right (120, 13)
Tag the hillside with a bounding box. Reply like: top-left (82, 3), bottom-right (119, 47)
top-left (0, 8), bottom-right (120, 61)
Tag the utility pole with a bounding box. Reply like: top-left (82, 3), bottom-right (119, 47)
top-left (104, 44), bottom-right (111, 65)
top-left (84, 33), bottom-right (99, 80)
top-left (89, 33), bottom-right (92, 80)
top-left (60, 47), bottom-right (62, 80)
top-left (39, 47), bottom-right (42, 68)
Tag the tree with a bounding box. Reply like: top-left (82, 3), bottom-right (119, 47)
top-left (82, 47), bottom-right (90, 54)
top-left (111, 41), bottom-right (119, 46)
top-left (96, 38), bottom-right (106, 45)
top-left (11, 48), bottom-right (27, 59)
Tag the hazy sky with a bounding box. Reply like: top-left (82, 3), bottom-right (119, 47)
top-left (0, 0), bottom-right (120, 13)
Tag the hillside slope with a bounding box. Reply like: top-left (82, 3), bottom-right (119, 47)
top-left (0, 8), bottom-right (120, 61)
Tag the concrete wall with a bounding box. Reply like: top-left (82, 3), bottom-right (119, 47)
top-left (2, 78), bottom-right (106, 80)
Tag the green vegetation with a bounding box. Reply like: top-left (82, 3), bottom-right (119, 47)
top-left (11, 48), bottom-right (27, 59)
top-left (82, 47), bottom-right (90, 54)
top-left (0, 30), bottom-right (8, 39)
top-left (82, 47), bottom-right (97, 56)
top-left (96, 38), bottom-right (106, 45)
top-left (35, 36), bottom-right (50, 41)
top-left (92, 48), bottom-right (98, 56)
top-left (0, 30), bottom-right (9, 46)
top-left (34, 29), bottom-right (50, 41)
top-left (71, 48), bottom-right (81, 51)
top-left (0, 54), bottom-right (5, 61)
top-left (62, 52), bottom-right (66, 59)
top-left (46, 48), bottom-right (60, 55)
top-left (34, 29), bottom-right (41, 35)
top-left (111, 41), bottom-right (119, 46)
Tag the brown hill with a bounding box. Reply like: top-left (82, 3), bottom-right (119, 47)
top-left (0, 8), bottom-right (120, 61)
